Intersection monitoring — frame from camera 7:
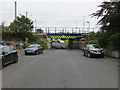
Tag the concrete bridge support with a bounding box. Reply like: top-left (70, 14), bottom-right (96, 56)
top-left (68, 39), bottom-right (80, 49)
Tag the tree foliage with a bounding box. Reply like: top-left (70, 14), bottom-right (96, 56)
top-left (92, 1), bottom-right (120, 50)
top-left (9, 15), bottom-right (34, 33)
top-left (89, 32), bottom-right (96, 40)
top-left (92, 1), bottom-right (120, 34)
top-left (2, 15), bottom-right (39, 42)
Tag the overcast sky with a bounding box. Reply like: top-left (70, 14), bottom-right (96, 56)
top-left (0, 0), bottom-right (106, 30)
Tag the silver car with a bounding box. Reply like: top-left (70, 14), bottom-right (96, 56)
top-left (83, 44), bottom-right (104, 58)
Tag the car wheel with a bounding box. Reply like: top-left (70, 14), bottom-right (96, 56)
top-left (14, 58), bottom-right (18, 63)
top-left (101, 55), bottom-right (104, 58)
top-left (87, 53), bottom-right (91, 58)
top-left (25, 53), bottom-right (28, 55)
top-left (41, 51), bottom-right (43, 54)
top-left (83, 51), bottom-right (85, 56)
top-left (36, 51), bottom-right (39, 55)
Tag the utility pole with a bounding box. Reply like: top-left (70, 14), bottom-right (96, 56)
top-left (75, 20), bottom-right (78, 29)
top-left (83, 16), bottom-right (85, 33)
top-left (26, 12), bottom-right (28, 18)
top-left (34, 20), bottom-right (36, 33)
top-left (15, 2), bottom-right (17, 20)
top-left (86, 21), bottom-right (90, 41)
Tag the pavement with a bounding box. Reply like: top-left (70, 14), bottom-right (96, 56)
top-left (2, 49), bottom-right (118, 88)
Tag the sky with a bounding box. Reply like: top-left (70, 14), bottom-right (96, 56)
top-left (0, 0), bottom-right (107, 32)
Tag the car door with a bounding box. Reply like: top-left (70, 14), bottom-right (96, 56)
top-left (38, 46), bottom-right (42, 53)
top-left (86, 45), bottom-right (90, 55)
top-left (83, 45), bottom-right (87, 54)
top-left (2, 47), bottom-right (12, 65)
top-left (10, 49), bottom-right (18, 62)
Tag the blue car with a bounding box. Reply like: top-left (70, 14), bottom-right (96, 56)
top-left (24, 44), bottom-right (43, 55)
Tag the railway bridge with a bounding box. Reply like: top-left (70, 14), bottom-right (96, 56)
top-left (36, 27), bottom-right (99, 49)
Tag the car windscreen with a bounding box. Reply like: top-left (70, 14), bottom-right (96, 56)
top-left (28, 46), bottom-right (38, 48)
top-left (92, 45), bottom-right (101, 48)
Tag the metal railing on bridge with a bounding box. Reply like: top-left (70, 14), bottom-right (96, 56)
top-left (36, 27), bottom-right (100, 34)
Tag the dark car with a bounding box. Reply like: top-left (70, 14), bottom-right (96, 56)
top-left (0, 41), bottom-right (6, 45)
top-left (0, 45), bottom-right (18, 67)
top-left (24, 44), bottom-right (43, 55)
top-left (54, 45), bottom-right (62, 49)
top-left (53, 45), bottom-right (67, 49)
top-left (83, 44), bottom-right (104, 58)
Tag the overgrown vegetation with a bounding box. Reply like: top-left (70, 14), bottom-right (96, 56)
top-left (2, 15), bottom-right (40, 42)
top-left (91, 1), bottom-right (120, 51)
top-left (1, 15), bottom-right (47, 49)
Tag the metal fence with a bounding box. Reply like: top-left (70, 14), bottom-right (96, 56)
top-left (36, 27), bottom-right (100, 34)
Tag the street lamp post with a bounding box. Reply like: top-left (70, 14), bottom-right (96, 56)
top-left (34, 20), bottom-right (37, 33)
top-left (15, 2), bottom-right (17, 20)
top-left (75, 20), bottom-right (78, 29)
top-left (86, 21), bottom-right (90, 41)
top-left (83, 16), bottom-right (85, 33)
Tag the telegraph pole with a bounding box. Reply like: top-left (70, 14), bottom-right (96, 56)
top-left (15, 2), bottom-right (17, 20)
top-left (26, 12), bottom-right (28, 18)
top-left (86, 21), bottom-right (90, 41)
top-left (83, 16), bottom-right (85, 33)
top-left (34, 20), bottom-right (36, 33)
top-left (75, 20), bottom-right (78, 29)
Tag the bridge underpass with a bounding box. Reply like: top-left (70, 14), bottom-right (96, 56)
top-left (36, 27), bottom-right (99, 49)
top-left (47, 33), bottom-right (84, 49)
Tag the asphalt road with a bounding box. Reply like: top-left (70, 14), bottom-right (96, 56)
top-left (2, 49), bottom-right (118, 88)
top-left (52, 41), bottom-right (67, 49)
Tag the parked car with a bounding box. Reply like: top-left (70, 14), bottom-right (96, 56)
top-left (24, 44), bottom-right (43, 55)
top-left (61, 46), bottom-right (67, 49)
top-left (83, 44), bottom-right (104, 58)
top-left (0, 45), bottom-right (18, 67)
top-left (59, 40), bottom-right (64, 44)
top-left (57, 39), bottom-right (61, 43)
top-left (57, 39), bottom-right (64, 44)
top-left (14, 42), bottom-right (25, 47)
top-left (0, 41), bottom-right (7, 45)
top-left (54, 45), bottom-right (62, 49)
top-left (53, 45), bottom-right (67, 49)
top-left (52, 39), bottom-right (56, 42)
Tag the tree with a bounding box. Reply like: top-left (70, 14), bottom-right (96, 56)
top-left (92, 1), bottom-right (120, 34)
top-left (91, 1), bottom-right (120, 50)
top-left (9, 15), bottom-right (34, 33)
top-left (9, 15), bottom-right (34, 41)
top-left (89, 32), bottom-right (96, 40)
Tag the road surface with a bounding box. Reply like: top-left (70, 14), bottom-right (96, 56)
top-left (2, 49), bottom-right (118, 88)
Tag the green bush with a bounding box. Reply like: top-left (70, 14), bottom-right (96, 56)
top-left (97, 34), bottom-right (109, 48)
top-left (88, 40), bottom-right (98, 44)
top-left (2, 32), bottom-right (39, 42)
top-left (25, 43), bottom-right (31, 48)
top-left (64, 40), bottom-right (69, 45)
top-left (109, 32), bottom-right (120, 50)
